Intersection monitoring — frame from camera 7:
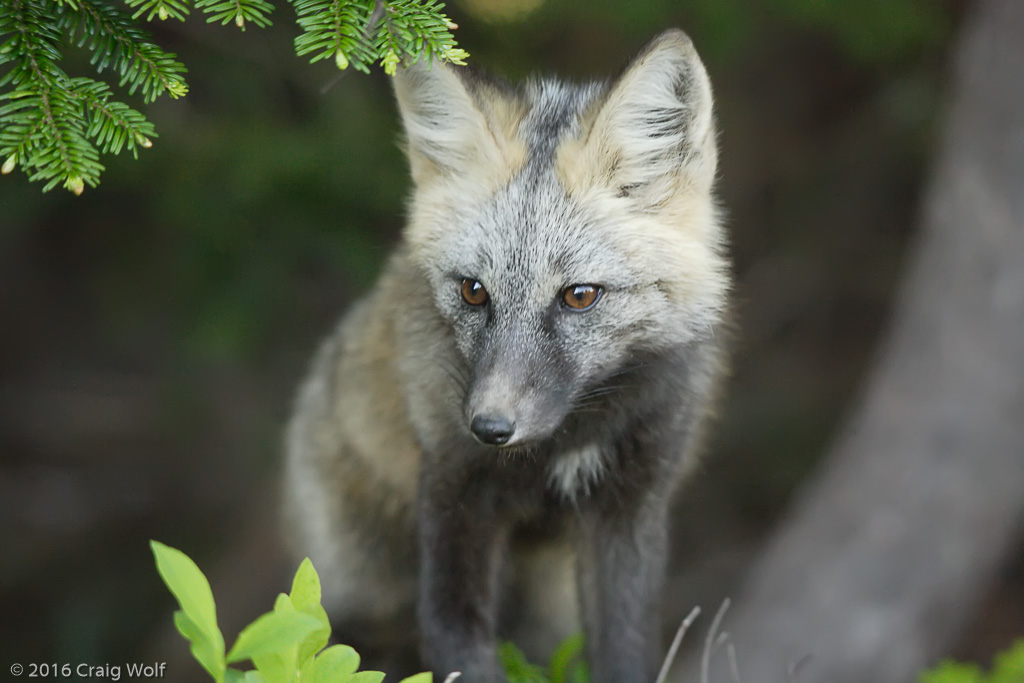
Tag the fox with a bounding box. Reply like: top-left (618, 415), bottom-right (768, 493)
top-left (282, 28), bottom-right (730, 683)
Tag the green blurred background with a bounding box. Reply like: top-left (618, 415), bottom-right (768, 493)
top-left (2, 0), bottom-right (1020, 678)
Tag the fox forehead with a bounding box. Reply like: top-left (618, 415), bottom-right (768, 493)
top-left (424, 81), bottom-right (668, 289)
top-left (515, 78), bottom-right (606, 161)
top-left (437, 169), bottom-right (644, 291)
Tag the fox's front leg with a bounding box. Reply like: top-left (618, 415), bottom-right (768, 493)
top-left (417, 467), bottom-right (509, 683)
top-left (576, 497), bottom-right (671, 683)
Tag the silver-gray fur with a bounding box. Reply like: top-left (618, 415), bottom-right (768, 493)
top-left (283, 29), bottom-right (730, 683)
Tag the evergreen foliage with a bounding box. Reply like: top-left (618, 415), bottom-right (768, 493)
top-left (291, 0), bottom-right (467, 75)
top-left (0, 0), bottom-right (466, 194)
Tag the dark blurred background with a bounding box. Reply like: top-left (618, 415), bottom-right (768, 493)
top-left (2, 0), bottom-right (1020, 678)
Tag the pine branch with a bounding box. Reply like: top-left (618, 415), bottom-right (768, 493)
top-left (123, 0), bottom-right (192, 24)
top-left (195, 0), bottom-right (274, 30)
top-left (60, 0), bottom-right (188, 102)
top-left (375, 0), bottom-right (466, 75)
top-left (0, 0), bottom-right (65, 90)
top-left (290, 1), bottom-right (467, 74)
top-left (0, 0), bottom-right (100, 193)
top-left (0, 85), bottom-right (103, 194)
top-left (292, 0), bottom-right (376, 71)
top-left (0, 0), bottom-right (171, 192)
top-left (70, 77), bottom-right (155, 157)
top-left (1, 0), bottom-right (467, 193)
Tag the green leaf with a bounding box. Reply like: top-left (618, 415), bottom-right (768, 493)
top-left (226, 670), bottom-right (267, 683)
top-left (349, 672), bottom-right (386, 683)
top-left (548, 633), bottom-right (586, 683)
top-left (152, 541), bottom-right (221, 638)
top-left (918, 661), bottom-right (984, 683)
top-left (991, 639), bottom-right (1024, 683)
top-left (297, 605), bottom-right (330, 662)
top-left (152, 541), bottom-right (226, 682)
top-left (273, 592), bottom-right (296, 613)
top-left (499, 641), bottom-right (548, 683)
top-left (289, 557), bottom-right (321, 612)
top-left (173, 611), bottom-right (227, 683)
top-left (288, 560), bottom-right (331, 670)
top-left (397, 673), bottom-right (433, 683)
top-left (248, 594), bottom-right (299, 683)
top-left (226, 609), bottom-right (323, 665)
top-left (252, 654), bottom-right (290, 683)
top-left (302, 645), bottom-right (362, 683)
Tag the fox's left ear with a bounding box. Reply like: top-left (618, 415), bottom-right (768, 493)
top-left (558, 29), bottom-right (716, 209)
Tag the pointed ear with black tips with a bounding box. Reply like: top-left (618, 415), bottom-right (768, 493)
top-left (393, 61), bottom-right (527, 187)
top-left (557, 29), bottom-right (717, 210)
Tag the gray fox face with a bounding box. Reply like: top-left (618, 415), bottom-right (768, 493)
top-left (427, 172), bottom-right (673, 447)
top-left (394, 32), bottom-right (729, 447)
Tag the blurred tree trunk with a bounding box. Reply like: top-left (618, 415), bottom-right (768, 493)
top-left (679, 1), bottom-right (1024, 680)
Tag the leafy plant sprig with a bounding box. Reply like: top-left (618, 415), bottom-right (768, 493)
top-left (152, 540), bottom-right (438, 683)
top-left (498, 637), bottom-right (589, 683)
top-left (151, 540), bottom-right (595, 683)
top-left (0, 1), bottom-right (467, 194)
top-left (919, 639), bottom-right (1024, 683)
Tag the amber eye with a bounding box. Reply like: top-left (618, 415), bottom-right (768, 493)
top-left (561, 284), bottom-right (602, 311)
top-left (461, 278), bottom-right (489, 306)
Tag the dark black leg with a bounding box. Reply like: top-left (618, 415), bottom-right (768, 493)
top-left (576, 500), bottom-right (669, 683)
top-left (417, 472), bottom-right (509, 683)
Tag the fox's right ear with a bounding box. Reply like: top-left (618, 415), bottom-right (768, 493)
top-left (393, 60), bottom-right (526, 187)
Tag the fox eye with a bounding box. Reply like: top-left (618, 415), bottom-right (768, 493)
top-left (561, 284), bottom-right (602, 311)
top-left (460, 278), bottom-right (489, 306)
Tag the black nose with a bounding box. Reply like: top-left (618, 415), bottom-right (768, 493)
top-left (470, 415), bottom-right (516, 446)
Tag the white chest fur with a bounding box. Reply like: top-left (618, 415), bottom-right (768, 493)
top-left (547, 444), bottom-right (606, 501)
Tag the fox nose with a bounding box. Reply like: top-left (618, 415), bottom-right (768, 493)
top-left (470, 414), bottom-right (516, 446)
